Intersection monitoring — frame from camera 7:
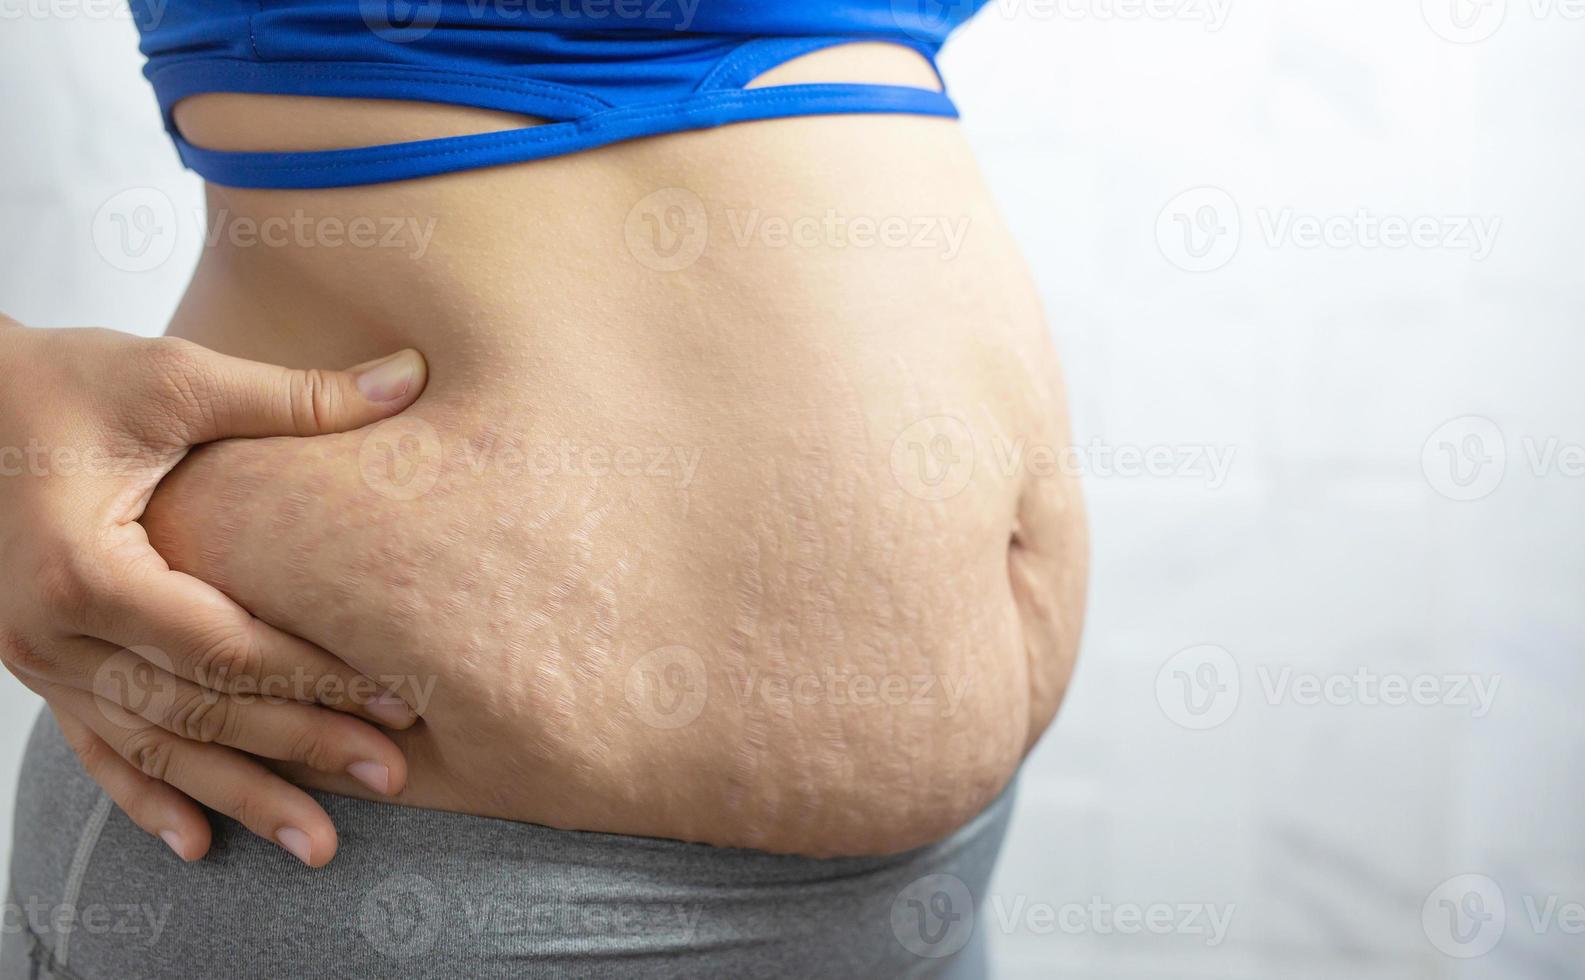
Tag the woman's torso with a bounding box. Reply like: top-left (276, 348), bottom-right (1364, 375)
top-left (144, 47), bottom-right (1087, 857)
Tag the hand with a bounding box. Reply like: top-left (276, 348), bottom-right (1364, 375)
top-left (0, 315), bottom-right (428, 867)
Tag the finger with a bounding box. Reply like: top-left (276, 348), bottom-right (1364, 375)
top-left (81, 529), bottom-right (419, 729)
top-left (50, 683), bottom-right (340, 867)
top-left (51, 705), bottom-right (213, 862)
top-left (50, 636), bottom-right (407, 797)
top-left (142, 337), bottom-right (428, 444)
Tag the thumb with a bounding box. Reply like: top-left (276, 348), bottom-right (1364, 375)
top-left (172, 347), bottom-right (429, 444)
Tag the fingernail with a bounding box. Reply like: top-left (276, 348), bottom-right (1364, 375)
top-left (353, 350), bottom-right (424, 403)
top-left (159, 829), bottom-right (186, 859)
top-left (277, 826), bottom-right (315, 866)
top-left (348, 760), bottom-right (392, 795)
top-left (367, 693), bottom-right (415, 728)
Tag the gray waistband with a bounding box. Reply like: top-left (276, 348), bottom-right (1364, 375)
top-left (3, 709), bottom-right (1013, 980)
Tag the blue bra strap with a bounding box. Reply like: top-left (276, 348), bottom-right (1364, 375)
top-left (150, 59), bottom-right (613, 122)
top-left (174, 83), bottom-right (959, 189)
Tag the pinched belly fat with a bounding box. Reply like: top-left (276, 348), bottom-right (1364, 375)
top-left (142, 114), bottom-right (1087, 857)
top-left (144, 327), bottom-right (1084, 856)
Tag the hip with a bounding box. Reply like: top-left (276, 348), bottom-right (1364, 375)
top-left (3, 708), bottom-right (1013, 980)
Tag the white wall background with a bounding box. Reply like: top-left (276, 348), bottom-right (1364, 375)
top-left (2, 2), bottom-right (1583, 977)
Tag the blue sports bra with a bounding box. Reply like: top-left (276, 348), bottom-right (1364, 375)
top-left (129, 1), bottom-right (989, 189)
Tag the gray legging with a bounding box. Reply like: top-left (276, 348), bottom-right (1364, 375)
top-left (2, 710), bottom-right (1013, 979)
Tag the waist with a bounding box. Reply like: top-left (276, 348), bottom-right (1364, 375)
top-left (169, 104), bottom-right (1029, 356)
top-left (145, 107), bottom-right (1085, 857)
top-left (7, 708), bottom-right (1013, 979)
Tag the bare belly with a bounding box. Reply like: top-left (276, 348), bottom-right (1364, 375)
top-left (141, 57), bottom-right (1087, 856)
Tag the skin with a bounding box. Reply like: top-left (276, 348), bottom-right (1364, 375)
top-left (0, 324), bottom-right (428, 867)
top-left (14, 45), bottom-right (1088, 860)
